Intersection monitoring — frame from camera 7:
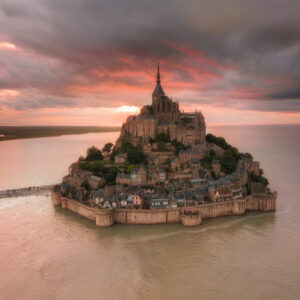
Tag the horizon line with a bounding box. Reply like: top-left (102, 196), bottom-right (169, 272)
top-left (0, 122), bottom-right (300, 127)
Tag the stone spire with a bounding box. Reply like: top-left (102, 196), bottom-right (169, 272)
top-left (153, 58), bottom-right (164, 96)
top-left (157, 58), bottom-right (161, 83)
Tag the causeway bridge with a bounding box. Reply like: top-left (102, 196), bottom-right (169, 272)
top-left (0, 185), bottom-right (55, 199)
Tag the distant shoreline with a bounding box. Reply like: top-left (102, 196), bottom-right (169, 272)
top-left (0, 126), bottom-right (120, 142)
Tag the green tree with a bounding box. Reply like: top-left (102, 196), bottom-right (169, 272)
top-left (244, 153), bottom-right (253, 160)
top-left (221, 150), bottom-right (237, 174)
top-left (157, 132), bottom-right (169, 142)
top-left (127, 147), bottom-right (146, 164)
top-left (102, 142), bottom-right (113, 154)
top-left (249, 171), bottom-right (269, 186)
top-left (120, 140), bottom-right (134, 153)
top-left (209, 149), bottom-right (216, 160)
top-left (81, 180), bottom-right (90, 191)
top-left (206, 134), bottom-right (231, 150)
top-left (171, 140), bottom-right (186, 155)
top-left (86, 146), bottom-right (103, 161)
top-left (149, 137), bottom-right (156, 144)
top-left (201, 157), bottom-right (212, 170)
top-left (104, 166), bottom-right (119, 185)
top-left (157, 141), bottom-right (165, 151)
top-left (164, 158), bottom-right (171, 168)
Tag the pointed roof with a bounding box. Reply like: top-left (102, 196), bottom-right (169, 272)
top-left (153, 58), bottom-right (165, 95)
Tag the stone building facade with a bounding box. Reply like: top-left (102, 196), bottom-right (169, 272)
top-left (117, 62), bottom-right (206, 147)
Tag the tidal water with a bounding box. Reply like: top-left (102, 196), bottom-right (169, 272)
top-left (0, 125), bottom-right (299, 299)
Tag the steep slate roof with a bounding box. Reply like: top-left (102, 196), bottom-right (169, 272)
top-left (153, 83), bottom-right (164, 95)
top-left (217, 187), bottom-right (232, 196)
top-left (90, 189), bottom-right (105, 198)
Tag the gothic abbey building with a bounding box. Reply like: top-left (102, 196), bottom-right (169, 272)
top-left (118, 63), bottom-right (206, 147)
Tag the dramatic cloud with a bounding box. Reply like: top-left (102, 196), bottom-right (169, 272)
top-left (0, 0), bottom-right (299, 125)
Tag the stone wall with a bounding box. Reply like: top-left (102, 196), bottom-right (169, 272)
top-left (246, 193), bottom-right (276, 212)
top-left (63, 197), bottom-right (96, 221)
top-left (114, 208), bottom-right (181, 224)
top-left (199, 200), bottom-right (246, 219)
top-left (51, 191), bottom-right (276, 228)
top-left (51, 191), bottom-right (62, 205)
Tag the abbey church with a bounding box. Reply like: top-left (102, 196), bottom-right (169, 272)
top-left (118, 62), bottom-right (206, 146)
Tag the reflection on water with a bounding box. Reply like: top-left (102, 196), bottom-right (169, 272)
top-left (0, 125), bottom-right (300, 299)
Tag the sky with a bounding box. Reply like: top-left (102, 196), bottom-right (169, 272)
top-left (0, 0), bottom-right (299, 126)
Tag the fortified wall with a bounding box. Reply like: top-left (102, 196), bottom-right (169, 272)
top-left (51, 191), bottom-right (276, 227)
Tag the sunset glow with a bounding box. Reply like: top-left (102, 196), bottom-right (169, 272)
top-left (0, 1), bottom-right (299, 126)
top-left (116, 105), bottom-right (140, 113)
top-left (0, 41), bottom-right (16, 50)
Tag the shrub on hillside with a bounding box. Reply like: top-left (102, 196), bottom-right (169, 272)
top-left (86, 146), bottom-right (103, 161)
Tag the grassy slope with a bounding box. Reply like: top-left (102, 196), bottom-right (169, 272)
top-left (0, 126), bottom-right (120, 142)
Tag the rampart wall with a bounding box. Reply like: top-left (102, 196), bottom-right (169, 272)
top-left (51, 191), bottom-right (276, 228)
top-left (114, 208), bottom-right (181, 224)
top-left (199, 200), bottom-right (246, 219)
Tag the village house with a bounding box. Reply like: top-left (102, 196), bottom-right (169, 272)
top-left (102, 201), bottom-right (112, 209)
top-left (90, 189), bottom-right (105, 206)
top-left (147, 168), bottom-right (160, 185)
top-left (150, 197), bottom-right (170, 209)
top-left (192, 166), bottom-right (200, 179)
top-left (179, 150), bottom-right (192, 163)
top-left (141, 185), bottom-right (155, 194)
top-left (214, 187), bottom-right (233, 202)
top-left (132, 194), bottom-right (143, 209)
top-left (158, 167), bottom-right (167, 182)
top-left (174, 193), bottom-right (186, 207)
top-left (116, 173), bottom-right (131, 185)
top-left (114, 153), bottom-right (127, 164)
top-left (126, 194), bottom-right (134, 208)
top-left (190, 157), bottom-right (201, 168)
top-left (169, 199), bottom-right (178, 208)
top-left (230, 184), bottom-right (243, 199)
top-left (87, 175), bottom-right (105, 190)
top-left (179, 149), bottom-right (202, 163)
top-left (120, 198), bottom-right (127, 208)
top-left (131, 167), bottom-right (148, 185)
top-left (190, 178), bottom-right (207, 187)
top-left (193, 193), bottom-right (205, 205)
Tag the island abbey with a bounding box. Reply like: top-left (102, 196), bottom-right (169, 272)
top-left (118, 62), bottom-right (206, 146)
top-left (52, 61), bottom-right (277, 227)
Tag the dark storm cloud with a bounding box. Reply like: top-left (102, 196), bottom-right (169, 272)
top-left (266, 87), bottom-right (300, 101)
top-left (0, 0), bottom-right (299, 113)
